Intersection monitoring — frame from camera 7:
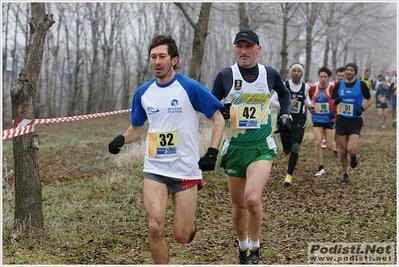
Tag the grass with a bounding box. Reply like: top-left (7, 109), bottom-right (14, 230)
top-left (2, 104), bottom-right (397, 264)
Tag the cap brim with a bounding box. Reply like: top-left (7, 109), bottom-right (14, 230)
top-left (233, 38), bottom-right (257, 45)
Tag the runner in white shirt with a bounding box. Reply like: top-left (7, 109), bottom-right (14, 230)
top-left (108, 35), bottom-right (225, 264)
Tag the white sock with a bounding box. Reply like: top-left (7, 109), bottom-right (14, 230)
top-left (239, 237), bottom-right (250, 250)
top-left (249, 239), bottom-right (260, 249)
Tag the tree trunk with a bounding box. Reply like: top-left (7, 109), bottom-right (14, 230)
top-left (86, 3), bottom-right (100, 114)
top-left (279, 3), bottom-right (289, 80)
top-left (238, 3), bottom-right (249, 30)
top-left (323, 37), bottom-right (330, 67)
top-left (304, 3), bottom-right (319, 82)
top-left (10, 2), bottom-right (54, 233)
top-left (175, 2), bottom-right (212, 81)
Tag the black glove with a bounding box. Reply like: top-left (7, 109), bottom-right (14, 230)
top-left (219, 103), bottom-right (232, 120)
top-left (308, 105), bottom-right (316, 114)
top-left (333, 98), bottom-right (342, 105)
top-left (329, 110), bottom-right (337, 118)
top-left (355, 106), bottom-right (365, 116)
top-left (198, 147), bottom-right (219, 171)
top-left (274, 115), bottom-right (291, 134)
top-left (109, 135), bottom-right (125, 154)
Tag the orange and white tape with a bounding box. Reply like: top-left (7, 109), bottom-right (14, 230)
top-left (2, 108), bottom-right (131, 140)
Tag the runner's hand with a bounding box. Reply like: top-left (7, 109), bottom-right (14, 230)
top-left (333, 98), bottom-right (342, 105)
top-left (109, 135), bottom-right (125, 154)
top-left (329, 111), bottom-right (337, 118)
top-left (274, 114), bottom-right (291, 134)
top-left (198, 148), bottom-right (219, 171)
top-left (291, 98), bottom-right (298, 108)
top-left (355, 106), bottom-right (365, 116)
top-left (308, 105), bottom-right (316, 114)
top-left (219, 103), bottom-right (232, 120)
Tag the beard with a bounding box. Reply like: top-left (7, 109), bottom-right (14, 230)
top-left (153, 65), bottom-right (173, 80)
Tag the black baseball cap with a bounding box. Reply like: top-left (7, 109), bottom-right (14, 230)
top-left (233, 29), bottom-right (259, 45)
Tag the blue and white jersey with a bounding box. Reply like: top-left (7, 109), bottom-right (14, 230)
top-left (336, 79), bottom-right (364, 118)
top-left (131, 73), bottom-right (223, 180)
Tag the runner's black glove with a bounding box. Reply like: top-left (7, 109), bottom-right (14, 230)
top-left (333, 98), bottom-right (342, 105)
top-left (219, 103), bottom-right (232, 120)
top-left (308, 105), bottom-right (316, 114)
top-left (109, 135), bottom-right (125, 154)
top-left (198, 147), bottom-right (219, 171)
top-left (274, 114), bottom-right (291, 134)
top-left (355, 106), bottom-right (365, 116)
top-left (329, 111), bottom-right (337, 118)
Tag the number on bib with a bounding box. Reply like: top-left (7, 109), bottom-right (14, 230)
top-left (148, 131), bottom-right (179, 157)
top-left (231, 104), bottom-right (261, 129)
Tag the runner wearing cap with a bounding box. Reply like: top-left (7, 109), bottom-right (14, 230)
top-left (212, 29), bottom-right (291, 264)
top-left (332, 63), bottom-right (373, 182)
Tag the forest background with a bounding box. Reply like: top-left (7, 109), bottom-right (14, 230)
top-left (2, 2), bottom-right (397, 128)
top-left (1, 2), bottom-right (398, 264)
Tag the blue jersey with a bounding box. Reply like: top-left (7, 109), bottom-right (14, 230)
top-left (376, 84), bottom-right (390, 109)
top-left (311, 84), bottom-right (335, 124)
top-left (131, 73), bottom-right (223, 179)
top-left (336, 79), bottom-right (364, 118)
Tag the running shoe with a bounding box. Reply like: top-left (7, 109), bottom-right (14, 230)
top-left (286, 152), bottom-right (291, 162)
top-left (333, 149), bottom-right (339, 157)
top-left (342, 173), bottom-right (349, 183)
top-left (249, 247), bottom-right (261, 264)
top-left (350, 157), bottom-right (358, 168)
top-left (315, 168), bottom-right (326, 176)
top-left (382, 124), bottom-right (386, 129)
top-left (321, 139), bottom-right (326, 149)
top-left (284, 174), bottom-right (292, 186)
top-left (238, 248), bottom-right (250, 264)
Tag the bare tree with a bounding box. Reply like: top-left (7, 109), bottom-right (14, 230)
top-left (10, 2), bottom-right (54, 233)
top-left (319, 3), bottom-right (360, 74)
top-left (175, 2), bottom-right (212, 81)
top-left (238, 2), bottom-right (249, 30)
top-left (302, 3), bottom-right (321, 82)
top-left (2, 2), bottom-right (396, 120)
top-left (2, 3), bottom-right (28, 126)
top-left (85, 2), bottom-right (101, 114)
top-left (2, 3), bottom-right (10, 81)
top-left (279, 3), bottom-right (303, 80)
top-left (49, 4), bottom-right (64, 117)
top-left (97, 3), bottom-right (119, 111)
top-left (2, 3), bottom-right (11, 125)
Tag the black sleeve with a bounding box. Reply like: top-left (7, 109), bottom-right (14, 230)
top-left (360, 81), bottom-right (371, 99)
top-left (389, 82), bottom-right (396, 98)
top-left (266, 66), bottom-right (291, 114)
top-left (332, 82), bottom-right (341, 99)
top-left (212, 68), bottom-right (233, 101)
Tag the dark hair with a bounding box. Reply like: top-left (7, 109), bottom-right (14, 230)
top-left (148, 35), bottom-right (179, 70)
top-left (336, 67), bottom-right (345, 73)
top-left (318, 66), bottom-right (332, 77)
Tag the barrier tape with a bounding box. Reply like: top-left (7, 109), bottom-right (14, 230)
top-left (2, 108), bottom-right (131, 140)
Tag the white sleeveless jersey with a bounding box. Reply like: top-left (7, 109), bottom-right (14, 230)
top-left (131, 73), bottom-right (222, 179)
top-left (223, 63), bottom-right (273, 143)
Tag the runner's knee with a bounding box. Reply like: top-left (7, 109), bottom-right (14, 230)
top-left (232, 202), bottom-right (247, 218)
top-left (291, 143), bottom-right (300, 154)
top-left (148, 219), bottom-right (164, 240)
